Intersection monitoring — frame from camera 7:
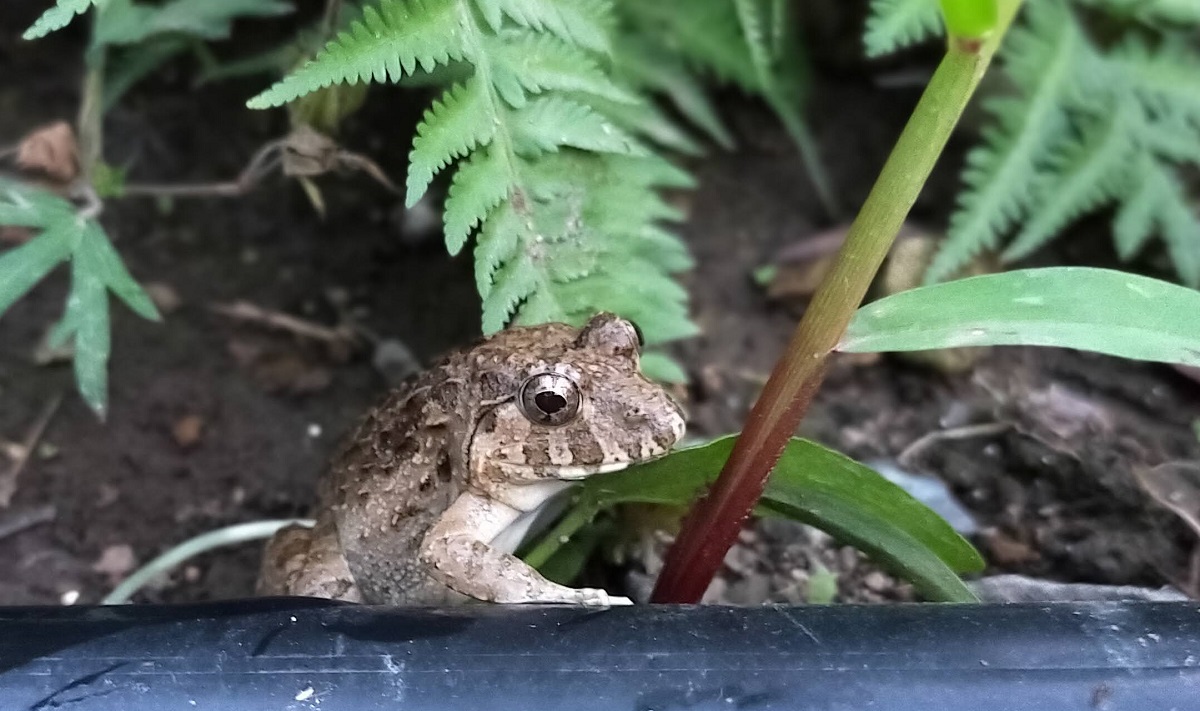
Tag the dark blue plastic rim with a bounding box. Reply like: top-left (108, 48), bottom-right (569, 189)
top-left (1, 599), bottom-right (1198, 710)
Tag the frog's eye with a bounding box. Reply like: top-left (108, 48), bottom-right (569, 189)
top-left (518, 372), bottom-right (581, 426)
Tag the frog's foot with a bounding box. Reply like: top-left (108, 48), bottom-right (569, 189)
top-left (256, 519), bottom-right (362, 602)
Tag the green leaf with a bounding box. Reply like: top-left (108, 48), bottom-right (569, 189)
top-left (493, 0), bottom-right (612, 53)
top-left (863, 0), bottom-right (944, 57)
top-left (406, 78), bottom-right (497, 206)
top-left (23, 0), bottom-right (100, 40)
top-left (638, 351), bottom-right (687, 384)
top-left (67, 239), bottom-right (113, 418)
top-left (247, 0), bottom-right (466, 109)
top-left (444, 145), bottom-right (510, 254)
top-left (539, 436), bottom-right (981, 602)
top-left (487, 30), bottom-right (635, 108)
top-left (94, 0), bottom-right (291, 47)
top-left (512, 96), bottom-right (646, 155)
top-left (841, 267), bottom-right (1200, 367)
top-left (80, 224), bottom-right (161, 321)
top-left (0, 230), bottom-right (73, 316)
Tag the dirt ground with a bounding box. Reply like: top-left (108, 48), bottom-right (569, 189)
top-left (1, 1), bottom-right (1198, 606)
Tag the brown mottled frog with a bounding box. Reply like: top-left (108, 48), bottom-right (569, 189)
top-left (257, 313), bottom-right (686, 605)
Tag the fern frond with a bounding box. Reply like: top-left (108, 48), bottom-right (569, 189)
top-left (1116, 159), bottom-right (1200, 286)
top-left (610, 33), bottom-right (733, 149)
top-left (444, 146), bottom-right (510, 254)
top-left (23, 0), bottom-right (100, 40)
top-left (582, 95), bottom-right (705, 156)
top-left (926, 0), bottom-right (1083, 283)
top-left (1113, 156), bottom-right (1161, 261)
top-left (1078, 0), bottom-right (1200, 26)
top-left (1115, 35), bottom-right (1200, 126)
top-left (247, 0), bottom-right (465, 109)
top-left (1003, 102), bottom-right (1138, 261)
top-left (489, 0), bottom-right (613, 52)
top-left (1155, 168), bottom-right (1200, 287)
top-left (863, 0), bottom-right (943, 57)
top-left (486, 29), bottom-right (635, 108)
top-left (406, 78), bottom-right (497, 205)
top-left (511, 96), bottom-right (645, 155)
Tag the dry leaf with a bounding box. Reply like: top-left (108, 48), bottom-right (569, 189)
top-left (17, 121), bottom-right (79, 184)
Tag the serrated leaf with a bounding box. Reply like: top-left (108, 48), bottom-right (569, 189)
top-left (1003, 103), bottom-right (1137, 262)
top-left (842, 267), bottom-right (1200, 367)
top-left (611, 34), bottom-right (733, 149)
top-left (512, 96), bottom-right (646, 155)
top-left (248, 0), bottom-right (466, 109)
top-left (863, 0), bottom-right (943, 57)
top-left (494, 0), bottom-right (612, 52)
top-left (23, 0), bottom-right (100, 40)
top-left (481, 254), bottom-right (540, 332)
top-left (444, 146), bottom-right (511, 254)
top-left (487, 29), bottom-right (636, 108)
top-left (926, 0), bottom-right (1081, 283)
top-left (406, 78), bottom-right (497, 206)
top-left (474, 200), bottom-right (523, 298)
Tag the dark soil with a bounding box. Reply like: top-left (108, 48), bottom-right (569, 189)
top-left (2, 1), bottom-right (1198, 607)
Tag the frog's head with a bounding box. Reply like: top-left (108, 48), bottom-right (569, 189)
top-left (469, 313), bottom-right (687, 486)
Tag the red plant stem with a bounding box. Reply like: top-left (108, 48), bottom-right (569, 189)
top-left (650, 7), bottom-right (1022, 603)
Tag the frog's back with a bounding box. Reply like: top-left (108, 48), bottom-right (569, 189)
top-left (324, 364), bottom-right (474, 604)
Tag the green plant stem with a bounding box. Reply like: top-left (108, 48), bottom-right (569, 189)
top-left (102, 519), bottom-right (312, 604)
top-left (650, 0), bottom-right (1025, 604)
top-left (77, 16), bottom-right (106, 181)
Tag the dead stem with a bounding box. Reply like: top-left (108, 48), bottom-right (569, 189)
top-left (897, 422), bottom-right (1011, 469)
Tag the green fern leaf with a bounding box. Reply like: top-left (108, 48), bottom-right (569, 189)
top-left (406, 78), bottom-right (498, 206)
top-left (610, 34), bottom-right (733, 149)
top-left (444, 146), bottom-right (510, 254)
top-left (487, 29), bottom-right (635, 108)
top-left (474, 200), bottom-right (523, 298)
top-left (82, 225), bottom-right (161, 320)
top-left (1004, 103), bottom-right (1138, 261)
top-left (580, 95), bottom-right (704, 156)
top-left (1116, 35), bottom-right (1200, 126)
top-left (1156, 170), bottom-right (1200, 287)
top-left (492, 0), bottom-right (613, 53)
top-left (482, 251), bottom-right (542, 332)
top-left (863, 0), bottom-right (943, 57)
top-left (23, 0), bottom-right (100, 40)
top-left (512, 96), bottom-right (645, 155)
top-left (926, 0), bottom-right (1083, 283)
top-left (1113, 157), bottom-right (1158, 261)
top-left (247, 0), bottom-right (466, 109)
top-left (1111, 158), bottom-right (1200, 286)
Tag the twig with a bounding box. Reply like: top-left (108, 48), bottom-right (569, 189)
top-left (120, 139), bottom-right (286, 199)
top-left (0, 393), bottom-right (63, 508)
top-left (897, 422), bottom-right (1010, 469)
top-left (210, 300), bottom-right (358, 345)
top-left (0, 504), bottom-right (56, 542)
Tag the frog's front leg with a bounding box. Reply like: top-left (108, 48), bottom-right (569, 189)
top-left (419, 490), bottom-right (632, 605)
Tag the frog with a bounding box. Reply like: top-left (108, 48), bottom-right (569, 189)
top-left (256, 313), bottom-right (686, 605)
